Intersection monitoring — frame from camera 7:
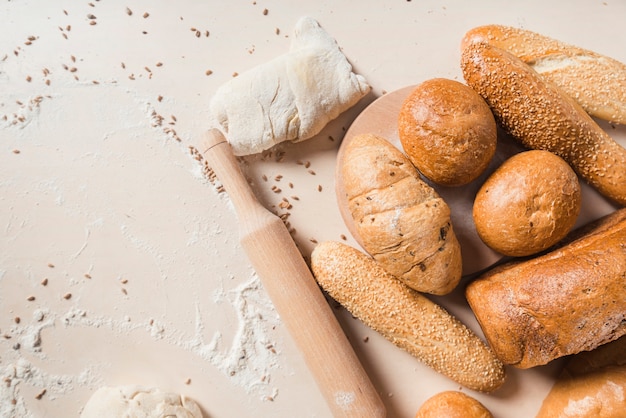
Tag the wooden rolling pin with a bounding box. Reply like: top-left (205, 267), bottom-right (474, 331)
top-left (199, 128), bottom-right (386, 418)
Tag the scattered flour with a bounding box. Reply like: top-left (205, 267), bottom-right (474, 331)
top-left (334, 391), bottom-right (356, 410)
top-left (0, 273), bottom-right (282, 416)
top-left (562, 380), bottom-right (625, 416)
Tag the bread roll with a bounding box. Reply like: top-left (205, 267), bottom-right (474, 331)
top-left (335, 133), bottom-right (462, 295)
top-left (465, 208), bottom-right (626, 369)
top-left (398, 78), bottom-right (497, 186)
top-left (461, 24), bottom-right (626, 125)
top-left (536, 336), bottom-right (626, 418)
top-left (460, 41), bottom-right (626, 206)
top-left (414, 391), bottom-right (493, 418)
top-left (473, 150), bottom-right (581, 257)
top-left (311, 241), bottom-right (506, 392)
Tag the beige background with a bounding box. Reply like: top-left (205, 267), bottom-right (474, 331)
top-left (1, 1), bottom-right (624, 417)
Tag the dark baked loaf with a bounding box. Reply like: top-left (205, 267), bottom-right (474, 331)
top-left (466, 208), bottom-right (626, 368)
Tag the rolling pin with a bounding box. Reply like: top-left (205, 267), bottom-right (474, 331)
top-left (199, 128), bottom-right (386, 418)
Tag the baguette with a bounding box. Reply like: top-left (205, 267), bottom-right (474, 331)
top-left (311, 241), bottom-right (506, 392)
top-left (465, 208), bottom-right (626, 369)
top-left (461, 24), bottom-right (626, 125)
top-left (536, 336), bottom-right (626, 418)
top-left (460, 41), bottom-right (626, 206)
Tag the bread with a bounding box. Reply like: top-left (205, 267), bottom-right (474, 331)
top-left (398, 78), bottom-right (497, 186)
top-left (536, 336), bottom-right (626, 417)
top-left (414, 391), bottom-right (493, 418)
top-left (465, 208), bottom-right (626, 369)
top-left (461, 24), bottom-right (626, 125)
top-left (335, 133), bottom-right (462, 295)
top-left (311, 241), bottom-right (506, 392)
top-left (473, 149), bottom-right (581, 257)
top-left (460, 41), bottom-right (626, 206)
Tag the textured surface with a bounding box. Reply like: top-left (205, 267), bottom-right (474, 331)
top-left (311, 241), bottom-right (505, 392)
top-left (1, 1), bottom-right (624, 417)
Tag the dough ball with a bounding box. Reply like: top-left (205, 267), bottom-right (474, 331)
top-left (415, 391), bottom-right (493, 418)
top-left (81, 385), bottom-right (203, 418)
top-left (398, 78), bottom-right (497, 186)
top-left (473, 150), bottom-right (581, 257)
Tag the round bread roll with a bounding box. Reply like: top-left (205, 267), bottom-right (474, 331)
top-left (473, 149), bottom-right (581, 257)
top-left (398, 78), bottom-right (497, 186)
top-left (415, 391), bottom-right (493, 418)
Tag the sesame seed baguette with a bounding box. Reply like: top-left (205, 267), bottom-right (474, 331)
top-left (461, 42), bottom-right (626, 206)
top-left (310, 241), bottom-right (506, 393)
top-left (461, 24), bottom-right (626, 125)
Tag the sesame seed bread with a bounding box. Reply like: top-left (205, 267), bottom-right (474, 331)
top-left (460, 42), bottom-right (626, 206)
top-left (414, 391), bottom-right (493, 418)
top-left (461, 24), bottom-right (626, 125)
top-left (335, 132), bottom-right (462, 295)
top-left (465, 208), bottom-right (626, 369)
top-left (311, 240), bottom-right (506, 392)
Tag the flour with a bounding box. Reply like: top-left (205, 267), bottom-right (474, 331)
top-left (1, 358), bottom-right (102, 418)
top-left (185, 274), bottom-right (282, 397)
top-left (0, 273), bottom-right (281, 416)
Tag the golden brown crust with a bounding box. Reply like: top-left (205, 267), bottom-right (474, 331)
top-left (311, 241), bottom-right (506, 392)
top-left (473, 150), bottom-right (582, 257)
top-left (536, 336), bottom-right (626, 418)
top-left (466, 208), bottom-right (626, 369)
top-left (336, 133), bottom-right (462, 295)
top-left (460, 41), bottom-right (626, 206)
top-left (414, 391), bottom-right (493, 418)
top-left (461, 24), bottom-right (626, 125)
top-left (398, 78), bottom-right (497, 186)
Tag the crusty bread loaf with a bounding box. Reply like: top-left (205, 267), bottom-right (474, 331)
top-left (461, 24), bottom-right (626, 125)
top-left (465, 208), bottom-right (626, 369)
top-left (473, 150), bottom-right (581, 257)
top-left (398, 78), bottom-right (497, 186)
top-left (536, 336), bottom-right (626, 418)
top-left (311, 241), bottom-right (506, 392)
top-left (461, 41), bottom-right (626, 206)
top-left (335, 133), bottom-right (462, 295)
top-left (414, 391), bottom-right (493, 418)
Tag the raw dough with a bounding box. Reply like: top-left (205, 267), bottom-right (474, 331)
top-left (80, 386), bottom-right (203, 418)
top-left (210, 16), bottom-right (370, 156)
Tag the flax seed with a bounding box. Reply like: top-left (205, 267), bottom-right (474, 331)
top-left (35, 389), bottom-right (46, 400)
top-left (63, 293), bottom-right (72, 300)
top-left (143, 12), bottom-right (149, 18)
top-left (126, 7), bottom-right (132, 16)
